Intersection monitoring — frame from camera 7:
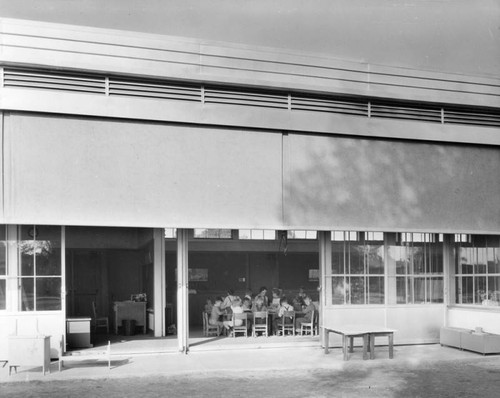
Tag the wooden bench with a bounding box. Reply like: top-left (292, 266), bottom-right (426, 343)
top-left (324, 325), bottom-right (396, 360)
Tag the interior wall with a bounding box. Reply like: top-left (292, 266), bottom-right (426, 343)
top-left (167, 249), bottom-right (319, 327)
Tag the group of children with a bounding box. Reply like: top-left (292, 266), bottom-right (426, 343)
top-left (205, 287), bottom-right (316, 336)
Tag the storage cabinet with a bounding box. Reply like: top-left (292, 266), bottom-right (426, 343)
top-left (440, 327), bottom-right (500, 355)
top-left (66, 317), bottom-right (92, 348)
top-left (8, 335), bottom-right (51, 375)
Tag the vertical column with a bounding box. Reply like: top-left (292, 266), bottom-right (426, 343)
top-left (6, 224), bottom-right (18, 313)
top-left (153, 228), bottom-right (166, 337)
top-left (177, 228), bottom-right (189, 353)
top-left (443, 234), bottom-right (454, 327)
top-left (385, 233), bottom-right (397, 305)
top-left (318, 231), bottom-right (331, 348)
top-left (61, 226), bottom-right (67, 350)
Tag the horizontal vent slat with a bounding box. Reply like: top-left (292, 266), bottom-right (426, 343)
top-left (205, 89), bottom-right (288, 108)
top-left (3, 68), bottom-right (105, 93)
top-left (4, 70), bottom-right (104, 84)
top-left (371, 104), bottom-right (442, 122)
top-left (2, 68), bottom-right (500, 129)
top-left (292, 97), bottom-right (368, 115)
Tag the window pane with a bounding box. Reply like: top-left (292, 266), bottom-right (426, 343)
top-left (414, 278), bottom-right (426, 303)
top-left (36, 278), bottom-right (61, 311)
top-left (332, 277), bottom-right (346, 304)
top-left (36, 241), bottom-right (61, 276)
top-left (251, 229), bottom-right (264, 240)
top-left (0, 242), bottom-right (5, 275)
top-left (349, 276), bottom-right (364, 304)
top-left (238, 229), bottom-right (251, 239)
top-left (477, 248), bottom-right (487, 273)
top-left (487, 248), bottom-right (500, 273)
top-left (349, 245), bottom-right (364, 274)
top-left (367, 245), bottom-right (384, 274)
top-left (457, 276), bottom-right (473, 304)
top-left (388, 246), bottom-right (408, 275)
top-left (428, 277), bottom-right (444, 303)
top-left (413, 247), bottom-right (425, 274)
top-left (396, 277), bottom-right (407, 304)
top-left (19, 241), bottom-right (35, 276)
top-left (368, 277), bottom-right (384, 304)
top-left (20, 278), bottom-right (34, 311)
top-left (194, 229), bottom-right (232, 239)
top-left (487, 276), bottom-right (500, 304)
top-left (263, 230), bottom-right (276, 240)
top-left (332, 243), bottom-right (344, 274)
top-left (476, 276), bottom-right (487, 304)
top-left (458, 247), bottom-right (475, 274)
top-left (430, 243), bottom-right (444, 273)
top-left (0, 279), bottom-right (5, 310)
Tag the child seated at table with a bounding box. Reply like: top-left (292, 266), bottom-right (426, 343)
top-left (269, 288), bottom-right (281, 312)
top-left (204, 298), bottom-right (213, 314)
top-left (273, 297), bottom-right (294, 335)
top-left (295, 295), bottom-right (314, 330)
top-left (222, 297), bottom-right (244, 335)
top-left (209, 296), bottom-right (225, 334)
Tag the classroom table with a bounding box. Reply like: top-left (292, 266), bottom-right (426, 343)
top-left (323, 325), bottom-right (396, 360)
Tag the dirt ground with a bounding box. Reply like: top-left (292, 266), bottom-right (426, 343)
top-left (2, 355), bottom-right (500, 398)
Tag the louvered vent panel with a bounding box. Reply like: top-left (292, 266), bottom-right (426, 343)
top-left (371, 102), bottom-right (442, 123)
top-left (292, 96), bottom-right (368, 116)
top-left (109, 79), bottom-right (201, 102)
top-left (3, 69), bottom-right (105, 94)
top-left (204, 88), bottom-right (288, 109)
top-left (444, 108), bottom-right (500, 127)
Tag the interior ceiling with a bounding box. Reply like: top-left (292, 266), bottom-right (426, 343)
top-left (0, 0), bottom-right (499, 78)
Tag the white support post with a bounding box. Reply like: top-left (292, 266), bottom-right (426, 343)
top-left (318, 231), bottom-right (331, 348)
top-left (443, 234), bottom-right (454, 327)
top-left (153, 228), bottom-right (166, 337)
top-left (177, 228), bottom-right (189, 353)
top-left (61, 226), bottom-right (67, 351)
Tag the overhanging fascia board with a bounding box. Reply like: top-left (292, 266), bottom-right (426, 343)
top-left (2, 88), bottom-right (500, 147)
top-left (1, 18), bottom-right (499, 108)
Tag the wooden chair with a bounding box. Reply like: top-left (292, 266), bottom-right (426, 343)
top-left (277, 310), bottom-right (295, 336)
top-left (202, 311), bottom-right (220, 336)
top-left (232, 312), bottom-right (248, 337)
top-left (252, 311), bottom-right (268, 337)
top-left (300, 310), bottom-right (315, 336)
top-left (92, 301), bottom-right (109, 333)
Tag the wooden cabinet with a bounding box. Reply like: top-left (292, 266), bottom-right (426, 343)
top-left (8, 335), bottom-right (51, 375)
top-left (113, 301), bottom-right (146, 334)
top-left (66, 317), bottom-right (92, 348)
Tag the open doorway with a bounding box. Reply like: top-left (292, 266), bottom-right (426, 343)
top-left (65, 226), bottom-right (160, 351)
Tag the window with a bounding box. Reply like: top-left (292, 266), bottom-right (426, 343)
top-left (164, 228), bottom-right (177, 239)
top-left (0, 225), bottom-right (6, 310)
top-left (455, 237), bottom-right (500, 306)
top-left (238, 229), bottom-right (275, 240)
top-left (388, 233), bottom-right (443, 304)
top-left (287, 230), bottom-right (317, 240)
top-left (330, 232), bottom-right (385, 305)
top-left (18, 225), bottom-right (62, 311)
top-left (194, 229), bottom-right (232, 239)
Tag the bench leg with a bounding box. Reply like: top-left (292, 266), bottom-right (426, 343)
top-left (362, 334), bottom-right (369, 360)
top-left (388, 333), bottom-right (394, 359)
top-left (369, 334), bottom-right (375, 360)
top-left (349, 336), bottom-right (354, 353)
top-left (342, 335), bottom-right (349, 361)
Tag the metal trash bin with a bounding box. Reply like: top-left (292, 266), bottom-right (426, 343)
top-left (122, 319), bottom-right (136, 336)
